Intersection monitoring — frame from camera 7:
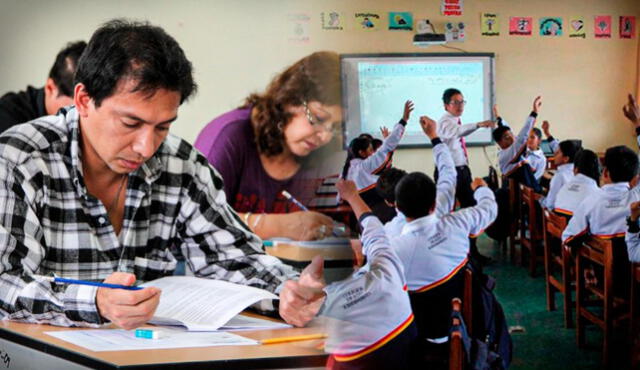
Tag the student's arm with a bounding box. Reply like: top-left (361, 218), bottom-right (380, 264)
top-left (448, 178), bottom-right (498, 237)
top-left (437, 116), bottom-right (488, 140)
top-left (359, 101), bottom-right (411, 175)
top-left (421, 115), bottom-right (456, 215)
top-left (561, 198), bottom-right (592, 244)
top-left (0, 163), bottom-right (105, 327)
top-left (542, 120), bottom-right (560, 153)
top-left (528, 153), bottom-right (547, 180)
top-left (625, 201), bottom-right (640, 262)
top-left (503, 106), bottom-right (540, 168)
top-left (543, 172), bottom-right (565, 209)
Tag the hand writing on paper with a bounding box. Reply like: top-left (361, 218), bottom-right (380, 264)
top-left (96, 272), bottom-right (161, 330)
top-left (282, 211), bottom-right (334, 241)
top-left (402, 100), bottom-right (414, 122)
top-left (279, 256), bottom-right (326, 327)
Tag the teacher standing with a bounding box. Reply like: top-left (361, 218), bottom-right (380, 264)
top-left (195, 52), bottom-right (342, 241)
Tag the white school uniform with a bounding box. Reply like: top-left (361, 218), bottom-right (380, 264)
top-left (391, 187), bottom-right (498, 292)
top-left (497, 113), bottom-right (537, 176)
top-left (625, 231), bottom-right (640, 262)
top-left (437, 112), bottom-right (480, 167)
top-left (553, 174), bottom-right (601, 217)
top-left (542, 163), bottom-right (575, 210)
top-left (523, 148), bottom-right (547, 180)
top-left (562, 182), bottom-right (640, 243)
top-left (346, 121), bottom-right (405, 192)
top-left (320, 214), bottom-right (414, 360)
top-left (383, 140), bottom-right (457, 235)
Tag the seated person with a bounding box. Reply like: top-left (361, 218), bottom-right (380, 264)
top-left (492, 97), bottom-right (542, 191)
top-left (0, 41), bottom-right (86, 131)
top-left (390, 120), bottom-right (497, 343)
top-left (542, 140), bottom-right (583, 209)
top-left (626, 201), bottom-right (640, 262)
top-left (562, 145), bottom-right (640, 244)
top-left (304, 179), bottom-right (417, 369)
top-left (0, 19), bottom-right (314, 329)
top-left (541, 120), bottom-right (560, 154)
top-left (553, 149), bottom-right (601, 217)
top-left (342, 100), bottom-right (413, 223)
top-left (523, 128), bottom-right (547, 180)
top-left (376, 115), bottom-right (457, 235)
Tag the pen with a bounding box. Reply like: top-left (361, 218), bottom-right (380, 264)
top-left (281, 190), bottom-right (344, 236)
top-left (36, 275), bottom-right (143, 290)
top-left (261, 333), bottom-right (327, 345)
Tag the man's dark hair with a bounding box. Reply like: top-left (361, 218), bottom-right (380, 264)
top-left (371, 138), bottom-right (383, 151)
top-left (376, 167), bottom-right (407, 203)
top-left (558, 140), bottom-right (582, 163)
top-left (531, 127), bottom-right (542, 139)
top-left (48, 41), bottom-right (87, 97)
top-left (492, 125), bottom-right (511, 143)
top-left (574, 149), bottom-right (601, 184)
top-left (395, 172), bottom-right (436, 219)
top-left (442, 88), bottom-right (462, 105)
top-left (75, 19), bottom-right (197, 107)
top-left (604, 145), bottom-right (638, 183)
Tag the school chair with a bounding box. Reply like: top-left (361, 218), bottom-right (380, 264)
top-left (507, 178), bottom-right (521, 263)
top-left (519, 185), bottom-right (544, 277)
top-left (575, 236), bottom-right (631, 367)
top-left (542, 209), bottom-right (573, 327)
top-left (449, 298), bottom-right (465, 370)
top-left (631, 263), bottom-right (640, 369)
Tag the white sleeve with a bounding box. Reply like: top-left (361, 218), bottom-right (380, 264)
top-left (359, 122), bottom-right (405, 175)
top-left (360, 215), bottom-right (406, 283)
top-left (447, 187), bottom-right (498, 235)
top-left (438, 117), bottom-right (478, 140)
top-left (434, 142), bottom-right (456, 216)
top-left (500, 114), bottom-right (536, 170)
top-left (625, 231), bottom-right (640, 263)
top-left (562, 198), bottom-right (591, 243)
top-left (543, 173), bottom-right (564, 209)
top-left (549, 139), bottom-right (560, 154)
top-left (530, 155), bottom-right (547, 180)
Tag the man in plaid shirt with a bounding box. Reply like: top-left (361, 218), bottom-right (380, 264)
top-left (0, 19), bottom-right (323, 329)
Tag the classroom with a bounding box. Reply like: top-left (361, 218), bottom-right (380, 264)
top-left (0, 0), bottom-right (638, 369)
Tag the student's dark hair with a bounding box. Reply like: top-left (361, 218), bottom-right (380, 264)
top-left (604, 145), bottom-right (638, 183)
top-left (376, 167), bottom-right (407, 203)
top-left (74, 19), bottom-right (197, 108)
top-left (574, 149), bottom-right (601, 185)
top-left (558, 140), bottom-right (582, 163)
top-left (244, 51), bottom-right (341, 157)
top-left (492, 125), bottom-right (511, 143)
top-left (48, 41), bottom-right (87, 98)
top-left (341, 137), bottom-right (372, 178)
top-left (531, 127), bottom-right (542, 139)
top-left (358, 133), bottom-right (373, 140)
top-left (395, 172), bottom-right (436, 219)
top-left (442, 88), bottom-right (462, 104)
top-left (371, 138), bottom-right (383, 150)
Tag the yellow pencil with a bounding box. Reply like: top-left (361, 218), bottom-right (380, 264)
top-left (261, 333), bottom-right (327, 345)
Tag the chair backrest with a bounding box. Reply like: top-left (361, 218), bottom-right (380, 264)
top-left (450, 298), bottom-right (465, 370)
top-left (543, 209), bottom-right (567, 240)
top-left (520, 185), bottom-right (543, 239)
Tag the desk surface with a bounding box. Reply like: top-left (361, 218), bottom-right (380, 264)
top-left (0, 316), bottom-right (327, 369)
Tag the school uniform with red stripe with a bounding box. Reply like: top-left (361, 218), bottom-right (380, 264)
top-left (562, 182), bottom-right (640, 244)
top-left (321, 214), bottom-right (417, 369)
top-left (553, 173), bottom-right (601, 217)
top-left (391, 186), bottom-right (497, 341)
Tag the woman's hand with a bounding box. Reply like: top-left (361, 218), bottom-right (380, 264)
top-left (280, 211), bottom-right (335, 241)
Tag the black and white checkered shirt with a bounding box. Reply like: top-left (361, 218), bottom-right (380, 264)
top-left (0, 107), bottom-right (297, 327)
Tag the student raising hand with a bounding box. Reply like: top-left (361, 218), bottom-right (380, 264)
top-left (403, 100), bottom-right (415, 122)
top-left (419, 115), bottom-right (438, 139)
top-left (623, 93), bottom-right (640, 128)
top-left (533, 96), bottom-right (543, 113)
top-left (542, 120), bottom-right (552, 137)
top-left (279, 255), bottom-right (326, 327)
top-left (380, 126), bottom-right (390, 138)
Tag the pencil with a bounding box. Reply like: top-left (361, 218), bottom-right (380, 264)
top-left (261, 333), bottom-right (327, 345)
top-left (35, 275), bottom-right (143, 290)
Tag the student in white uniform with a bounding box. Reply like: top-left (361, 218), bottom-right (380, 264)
top-left (437, 88), bottom-right (495, 208)
top-left (541, 140), bottom-right (582, 210)
top-left (553, 149), bottom-right (601, 218)
top-left (625, 201), bottom-right (640, 262)
top-left (523, 128), bottom-right (547, 180)
top-left (376, 116), bottom-right (457, 236)
top-left (390, 119), bottom-right (498, 343)
top-left (541, 120), bottom-right (561, 154)
top-left (562, 145), bottom-right (640, 244)
top-left (342, 100), bottom-right (413, 222)
top-left (320, 179), bottom-right (417, 369)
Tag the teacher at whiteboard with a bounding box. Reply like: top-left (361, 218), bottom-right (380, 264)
top-left (436, 88), bottom-right (495, 209)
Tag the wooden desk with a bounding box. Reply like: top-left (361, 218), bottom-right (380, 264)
top-left (0, 318), bottom-right (327, 369)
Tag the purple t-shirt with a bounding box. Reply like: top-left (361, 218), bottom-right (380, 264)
top-left (195, 107), bottom-right (306, 214)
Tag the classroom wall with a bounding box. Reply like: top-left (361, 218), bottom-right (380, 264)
top-left (0, 0), bottom-right (639, 178)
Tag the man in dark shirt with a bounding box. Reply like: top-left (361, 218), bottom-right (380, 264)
top-left (0, 40), bottom-right (86, 131)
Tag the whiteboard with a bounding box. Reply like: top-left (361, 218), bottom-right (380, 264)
top-left (341, 53), bottom-right (495, 148)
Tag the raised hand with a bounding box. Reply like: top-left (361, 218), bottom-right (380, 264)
top-left (542, 120), bottom-right (552, 137)
top-left (402, 100), bottom-right (415, 122)
top-left (532, 96), bottom-right (542, 114)
top-left (623, 93), bottom-right (640, 128)
top-left (419, 115), bottom-right (437, 139)
top-left (471, 177), bottom-right (488, 191)
top-left (380, 126), bottom-right (390, 138)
